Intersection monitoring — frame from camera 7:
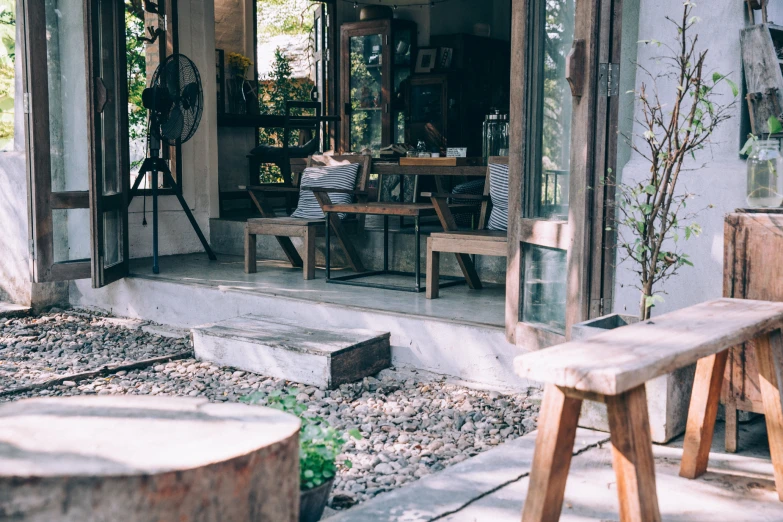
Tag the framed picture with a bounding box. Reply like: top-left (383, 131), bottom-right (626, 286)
top-left (438, 47), bottom-right (453, 69)
top-left (415, 48), bottom-right (437, 73)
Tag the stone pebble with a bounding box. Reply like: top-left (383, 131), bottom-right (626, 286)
top-left (1, 310), bottom-right (542, 512)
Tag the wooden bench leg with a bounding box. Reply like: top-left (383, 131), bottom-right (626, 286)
top-left (244, 227), bottom-right (257, 274)
top-left (521, 384), bottom-right (582, 522)
top-left (303, 225), bottom-right (316, 280)
top-left (426, 238), bottom-right (439, 299)
top-left (755, 329), bottom-right (783, 501)
top-left (680, 350), bottom-right (728, 479)
top-left (606, 385), bottom-right (661, 522)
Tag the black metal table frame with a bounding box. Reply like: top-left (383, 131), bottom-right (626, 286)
top-left (324, 214), bottom-right (465, 293)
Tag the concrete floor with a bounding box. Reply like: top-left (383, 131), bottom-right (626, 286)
top-left (72, 253), bottom-right (525, 389)
top-left (328, 418), bottom-right (783, 522)
top-left (127, 253), bottom-right (506, 328)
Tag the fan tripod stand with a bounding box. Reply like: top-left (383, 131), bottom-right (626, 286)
top-left (130, 138), bottom-right (217, 274)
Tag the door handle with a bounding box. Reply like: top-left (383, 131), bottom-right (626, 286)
top-left (565, 39), bottom-right (585, 98)
top-left (95, 77), bottom-right (109, 113)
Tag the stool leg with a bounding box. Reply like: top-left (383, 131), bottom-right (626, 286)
top-left (606, 385), bottom-right (661, 522)
top-left (680, 350), bottom-right (728, 479)
top-left (755, 329), bottom-right (783, 501)
top-left (521, 384), bottom-right (582, 522)
top-left (426, 238), bottom-right (440, 299)
top-left (244, 228), bottom-right (257, 274)
top-left (303, 226), bottom-right (316, 280)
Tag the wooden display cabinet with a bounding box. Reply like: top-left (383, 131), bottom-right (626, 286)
top-left (340, 18), bottom-right (416, 155)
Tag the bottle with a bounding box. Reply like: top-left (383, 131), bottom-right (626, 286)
top-left (482, 110), bottom-right (509, 161)
top-left (416, 140), bottom-right (428, 157)
top-left (747, 139), bottom-right (783, 208)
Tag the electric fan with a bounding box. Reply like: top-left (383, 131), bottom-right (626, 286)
top-left (131, 53), bottom-right (216, 274)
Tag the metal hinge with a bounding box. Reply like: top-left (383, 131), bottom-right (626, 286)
top-left (23, 93), bottom-right (30, 113)
top-left (326, 48), bottom-right (330, 62)
top-left (598, 63), bottom-right (620, 97)
top-left (29, 239), bottom-right (35, 259)
top-left (385, 35), bottom-right (388, 45)
top-left (163, 15), bottom-right (168, 31)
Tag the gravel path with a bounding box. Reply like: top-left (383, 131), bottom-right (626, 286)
top-left (1, 310), bottom-right (541, 512)
top-left (0, 310), bottom-right (190, 394)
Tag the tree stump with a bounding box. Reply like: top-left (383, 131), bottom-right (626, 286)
top-left (0, 396), bottom-right (301, 521)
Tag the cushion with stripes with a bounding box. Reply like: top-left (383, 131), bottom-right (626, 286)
top-left (487, 163), bottom-right (508, 231)
top-left (291, 163), bottom-right (360, 220)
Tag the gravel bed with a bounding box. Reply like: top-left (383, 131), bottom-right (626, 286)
top-left (0, 310), bottom-right (191, 393)
top-left (1, 310), bottom-right (541, 511)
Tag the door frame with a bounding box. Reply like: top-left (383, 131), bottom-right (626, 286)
top-left (20, 0), bottom-right (130, 287)
top-left (505, 0), bottom-right (623, 346)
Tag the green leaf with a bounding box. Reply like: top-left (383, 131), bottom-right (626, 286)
top-left (725, 78), bottom-right (739, 98)
top-left (344, 459), bottom-right (353, 469)
top-left (303, 469), bottom-right (314, 479)
top-left (348, 428), bottom-right (362, 440)
top-left (769, 116), bottom-right (783, 135)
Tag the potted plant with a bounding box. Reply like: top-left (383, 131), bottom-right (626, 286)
top-left (573, 1), bottom-right (737, 441)
top-left (227, 52), bottom-right (252, 114)
top-left (241, 389), bottom-right (360, 522)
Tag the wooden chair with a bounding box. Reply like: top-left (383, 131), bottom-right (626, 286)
top-left (514, 298), bottom-right (783, 522)
top-left (244, 155), bottom-right (371, 279)
top-left (423, 156), bottom-right (508, 299)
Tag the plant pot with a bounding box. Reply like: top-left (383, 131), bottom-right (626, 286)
top-left (571, 313), bottom-right (695, 443)
top-left (299, 478), bottom-right (334, 522)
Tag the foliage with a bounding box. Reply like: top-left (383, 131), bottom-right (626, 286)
top-left (614, 1), bottom-right (736, 320)
top-left (257, 0), bottom-right (314, 42)
top-left (228, 52), bottom-right (252, 78)
top-left (125, 2), bottom-right (148, 166)
top-left (240, 388), bottom-right (360, 491)
top-left (0, 0), bottom-right (14, 150)
top-left (256, 48), bottom-right (314, 183)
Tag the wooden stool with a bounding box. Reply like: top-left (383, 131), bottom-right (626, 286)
top-left (245, 217), bottom-right (321, 279)
top-left (515, 298), bottom-right (783, 521)
top-left (0, 396), bottom-right (301, 521)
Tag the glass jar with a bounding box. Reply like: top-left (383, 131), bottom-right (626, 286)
top-left (747, 139), bottom-right (783, 208)
top-left (482, 110), bottom-right (509, 161)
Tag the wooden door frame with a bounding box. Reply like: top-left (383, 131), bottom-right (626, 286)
top-left (505, 0), bottom-right (623, 346)
top-left (21, 0), bottom-right (93, 282)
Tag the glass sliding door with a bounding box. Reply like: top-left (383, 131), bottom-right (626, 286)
top-left (22, 0), bottom-right (128, 286)
top-left (507, 0), bottom-right (623, 345)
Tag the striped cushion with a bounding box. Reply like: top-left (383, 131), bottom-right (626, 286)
top-left (291, 163), bottom-right (360, 220)
top-left (450, 179), bottom-right (485, 227)
top-left (487, 163), bottom-right (509, 231)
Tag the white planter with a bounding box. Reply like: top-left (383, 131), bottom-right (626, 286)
top-left (571, 313), bottom-right (695, 443)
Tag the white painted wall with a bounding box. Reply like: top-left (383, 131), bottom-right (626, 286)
top-left (613, 1), bottom-right (781, 317)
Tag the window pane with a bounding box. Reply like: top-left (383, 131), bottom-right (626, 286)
top-left (103, 209), bottom-right (123, 268)
top-left (538, 0), bottom-right (575, 218)
top-left (349, 34), bottom-right (383, 155)
top-left (522, 244), bottom-right (567, 331)
top-left (52, 209), bottom-right (91, 263)
top-left (46, 0), bottom-right (89, 192)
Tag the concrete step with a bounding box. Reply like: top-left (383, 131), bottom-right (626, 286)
top-left (0, 302), bottom-right (31, 319)
top-left (192, 315), bottom-right (391, 389)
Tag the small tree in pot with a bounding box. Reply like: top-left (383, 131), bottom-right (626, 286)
top-left (614, 1), bottom-right (736, 320)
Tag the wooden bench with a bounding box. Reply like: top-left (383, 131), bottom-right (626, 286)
top-left (514, 298), bottom-right (783, 522)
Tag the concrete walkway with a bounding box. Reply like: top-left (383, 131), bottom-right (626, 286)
top-left (326, 418), bottom-right (783, 521)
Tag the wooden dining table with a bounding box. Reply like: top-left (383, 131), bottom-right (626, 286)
top-left (315, 159), bottom-right (490, 292)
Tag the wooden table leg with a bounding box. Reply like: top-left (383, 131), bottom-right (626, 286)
top-left (606, 385), bottom-right (661, 522)
top-left (521, 384), bottom-right (582, 522)
top-left (680, 350), bottom-right (729, 479)
top-left (755, 329), bottom-right (783, 501)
